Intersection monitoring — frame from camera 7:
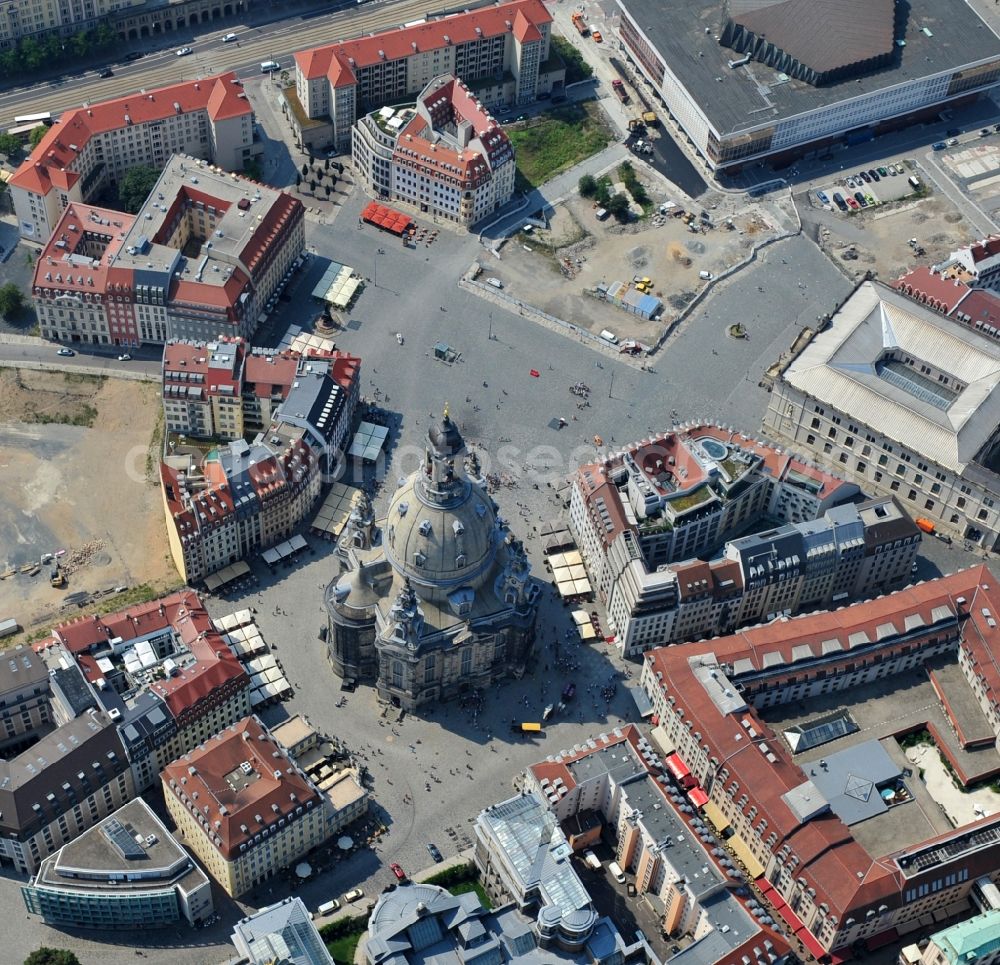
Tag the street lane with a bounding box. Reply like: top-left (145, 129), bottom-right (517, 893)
top-left (0, 0), bottom-right (431, 123)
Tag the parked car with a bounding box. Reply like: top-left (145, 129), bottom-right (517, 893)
top-left (932, 142), bottom-right (946, 151)
top-left (427, 843), bottom-right (444, 863)
top-left (117, 353), bottom-right (131, 361)
top-left (816, 190), bottom-right (829, 205)
top-left (343, 888), bottom-right (364, 903)
top-left (176, 46), bottom-right (193, 56)
top-left (390, 863), bottom-right (407, 881)
top-left (221, 32), bottom-right (238, 42)
top-left (947, 128), bottom-right (961, 137)
top-left (98, 68), bottom-right (114, 78)
top-left (832, 192), bottom-right (848, 211)
top-left (868, 168), bottom-right (880, 182)
top-left (846, 196), bottom-right (860, 210)
top-left (854, 191), bottom-right (867, 207)
top-left (946, 137), bottom-right (959, 146)
top-left (859, 171), bottom-right (872, 183)
top-left (865, 193), bottom-right (876, 207)
top-left (56, 347), bottom-right (75, 356)
top-left (877, 166), bottom-right (888, 177)
top-left (982, 128), bottom-right (992, 138)
top-left (124, 51), bottom-right (143, 61)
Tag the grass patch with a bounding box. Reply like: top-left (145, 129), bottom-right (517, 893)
top-left (550, 36), bottom-right (593, 85)
top-left (31, 403), bottom-right (97, 427)
top-left (327, 930), bottom-right (365, 964)
top-left (320, 913), bottom-right (369, 965)
top-left (449, 880), bottom-right (493, 909)
top-left (92, 582), bottom-right (181, 615)
top-left (507, 102), bottom-right (612, 190)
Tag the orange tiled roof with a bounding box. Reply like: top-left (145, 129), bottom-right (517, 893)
top-left (10, 73), bottom-right (250, 196)
top-left (294, 0), bottom-right (550, 82)
top-left (162, 715), bottom-right (321, 859)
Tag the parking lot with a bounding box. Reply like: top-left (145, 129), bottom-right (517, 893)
top-left (812, 160), bottom-right (917, 213)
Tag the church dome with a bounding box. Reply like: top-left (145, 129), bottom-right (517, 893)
top-left (382, 412), bottom-right (500, 599)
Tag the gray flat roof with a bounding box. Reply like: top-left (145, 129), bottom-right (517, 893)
top-left (34, 798), bottom-right (206, 896)
top-left (617, 0), bottom-right (1000, 137)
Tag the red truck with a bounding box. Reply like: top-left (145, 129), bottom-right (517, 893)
top-left (611, 79), bottom-right (629, 103)
top-left (571, 12), bottom-right (589, 35)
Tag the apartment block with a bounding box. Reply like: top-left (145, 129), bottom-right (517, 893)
top-left (291, 0), bottom-right (563, 152)
top-left (160, 337), bottom-right (360, 441)
top-left (640, 566), bottom-right (1000, 958)
top-left (160, 349), bottom-right (360, 583)
top-left (22, 797), bottom-right (213, 930)
top-left (764, 280), bottom-right (1000, 549)
top-left (353, 74), bottom-right (515, 226)
top-left (48, 589), bottom-right (252, 792)
top-left (11, 74), bottom-right (260, 243)
top-left (0, 708), bottom-right (134, 875)
top-left (32, 156), bottom-right (303, 348)
top-left (162, 716), bottom-right (332, 897)
top-left (521, 729), bottom-right (793, 965)
top-left (567, 423), bottom-right (887, 654)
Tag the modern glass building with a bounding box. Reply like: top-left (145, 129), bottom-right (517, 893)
top-left (22, 797), bottom-right (212, 929)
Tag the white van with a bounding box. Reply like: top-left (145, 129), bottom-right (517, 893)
top-left (608, 861), bottom-right (626, 884)
top-left (260, 60), bottom-right (280, 73)
top-left (599, 329), bottom-right (619, 344)
top-left (699, 270), bottom-right (713, 280)
top-left (486, 277), bottom-right (503, 289)
top-left (317, 899), bottom-right (340, 915)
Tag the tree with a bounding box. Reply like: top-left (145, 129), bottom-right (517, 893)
top-left (578, 173), bottom-right (597, 198)
top-left (295, 173), bottom-right (301, 186)
top-left (24, 948), bottom-right (82, 965)
top-left (118, 165), bottom-right (160, 213)
top-left (309, 180), bottom-right (317, 194)
top-left (301, 162), bottom-right (309, 177)
top-left (0, 132), bottom-right (21, 156)
top-left (29, 124), bottom-right (47, 148)
top-left (0, 282), bottom-right (23, 318)
top-left (325, 184), bottom-right (332, 198)
top-left (605, 192), bottom-right (630, 222)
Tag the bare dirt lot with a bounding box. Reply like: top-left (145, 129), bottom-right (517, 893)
top-left (0, 371), bottom-right (178, 640)
top-left (490, 193), bottom-right (780, 343)
top-left (816, 195), bottom-right (975, 282)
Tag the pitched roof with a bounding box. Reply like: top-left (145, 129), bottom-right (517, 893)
top-left (645, 565), bottom-right (1000, 919)
top-left (32, 203), bottom-right (135, 297)
top-left (10, 73), bottom-right (250, 196)
top-left (162, 716), bottom-right (322, 860)
top-left (53, 589), bottom-right (248, 721)
top-left (294, 0), bottom-right (551, 81)
top-left (892, 265), bottom-right (971, 314)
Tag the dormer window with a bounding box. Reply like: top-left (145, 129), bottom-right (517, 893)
top-left (419, 519), bottom-right (431, 537)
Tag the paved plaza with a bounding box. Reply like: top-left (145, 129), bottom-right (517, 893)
top-left (12, 170), bottom-right (998, 964)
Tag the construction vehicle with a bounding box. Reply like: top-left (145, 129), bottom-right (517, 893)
top-left (611, 79), bottom-right (629, 103)
top-left (642, 110), bottom-right (659, 126)
top-left (571, 12), bottom-right (588, 35)
top-left (49, 564), bottom-right (65, 588)
top-left (627, 118), bottom-right (645, 133)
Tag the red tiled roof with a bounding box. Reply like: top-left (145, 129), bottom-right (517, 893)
top-left (238, 191), bottom-right (303, 279)
top-left (892, 266), bottom-right (970, 314)
top-left (53, 589), bottom-right (248, 720)
top-left (33, 203), bottom-right (135, 296)
top-left (10, 73), bottom-right (249, 196)
top-left (162, 715), bottom-right (321, 859)
top-left (953, 288), bottom-right (1000, 329)
top-left (294, 0), bottom-right (551, 81)
top-left (645, 565), bottom-right (1000, 922)
top-left (969, 235), bottom-right (1000, 264)
top-left (244, 352), bottom-right (299, 396)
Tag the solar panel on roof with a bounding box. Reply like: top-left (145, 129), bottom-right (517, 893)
top-left (103, 817), bottom-right (146, 860)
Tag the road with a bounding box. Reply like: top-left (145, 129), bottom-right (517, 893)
top-left (0, 0), bottom-right (435, 124)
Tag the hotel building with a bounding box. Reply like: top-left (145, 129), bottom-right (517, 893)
top-left (162, 715), bottom-right (332, 897)
top-left (290, 0), bottom-right (563, 152)
top-left (11, 73), bottom-right (260, 243)
top-left (32, 155), bottom-right (303, 348)
top-left (353, 73), bottom-right (515, 226)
